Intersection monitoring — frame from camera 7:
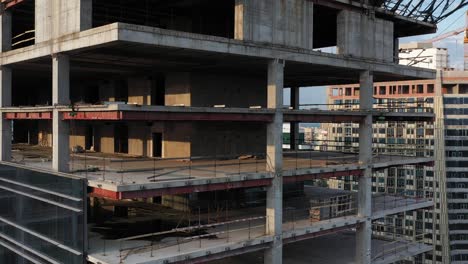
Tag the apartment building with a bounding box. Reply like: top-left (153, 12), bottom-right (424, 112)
top-left (325, 68), bottom-right (468, 263)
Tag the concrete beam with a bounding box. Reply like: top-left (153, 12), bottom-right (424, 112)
top-left (0, 66), bottom-right (11, 161)
top-left (0, 106), bottom-right (436, 123)
top-left (356, 70), bottom-right (373, 264)
top-left (52, 54), bottom-right (70, 105)
top-left (1, 24), bottom-right (435, 82)
top-left (52, 54), bottom-right (70, 172)
top-left (265, 59), bottom-right (284, 264)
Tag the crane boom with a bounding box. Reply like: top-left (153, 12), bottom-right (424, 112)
top-left (465, 11), bottom-right (468, 70)
top-left (422, 27), bottom-right (464, 43)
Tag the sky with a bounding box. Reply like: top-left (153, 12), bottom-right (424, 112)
top-left (285, 6), bottom-right (468, 106)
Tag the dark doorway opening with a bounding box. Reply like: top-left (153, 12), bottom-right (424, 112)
top-left (86, 125), bottom-right (94, 150)
top-left (13, 120), bottom-right (38, 145)
top-left (152, 133), bottom-right (162, 158)
top-left (115, 80), bottom-right (129, 103)
top-left (151, 75), bottom-right (165, 106)
top-left (114, 124), bottom-right (128, 153)
top-left (85, 85), bottom-right (100, 104)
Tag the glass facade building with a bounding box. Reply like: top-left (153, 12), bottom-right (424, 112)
top-left (0, 163), bottom-right (86, 264)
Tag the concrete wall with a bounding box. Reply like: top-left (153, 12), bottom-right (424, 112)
top-left (98, 81), bottom-right (116, 102)
top-left (162, 194), bottom-right (191, 212)
top-left (128, 124), bottom-right (151, 156)
top-left (162, 193), bottom-right (202, 212)
top-left (337, 10), bottom-right (394, 62)
top-left (163, 122), bottom-right (192, 158)
top-left (128, 78), bottom-right (151, 105)
top-left (191, 122), bottom-right (266, 157)
top-left (235, 0), bottom-right (313, 49)
top-left (35, 0), bottom-right (92, 43)
top-left (97, 124), bottom-right (114, 153)
top-left (69, 125), bottom-right (86, 150)
top-left (38, 121), bottom-right (52, 147)
top-left (166, 72), bottom-right (266, 107)
top-left (165, 73), bottom-right (191, 106)
top-left (191, 73), bottom-right (266, 107)
top-left (90, 121), bottom-right (266, 158)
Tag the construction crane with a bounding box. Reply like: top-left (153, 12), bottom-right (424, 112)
top-left (400, 10), bottom-right (468, 69)
top-left (465, 10), bottom-right (468, 69)
top-left (421, 27), bottom-right (464, 43)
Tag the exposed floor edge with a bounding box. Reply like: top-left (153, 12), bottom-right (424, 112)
top-left (372, 243), bottom-right (432, 264)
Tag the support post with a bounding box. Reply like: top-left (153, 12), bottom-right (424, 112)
top-left (0, 8), bottom-right (11, 52)
top-left (290, 87), bottom-right (300, 150)
top-left (0, 66), bottom-right (11, 161)
top-left (393, 37), bottom-right (399, 64)
top-left (264, 59), bottom-right (284, 264)
top-left (0, 10), bottom-right (12, 162)
top-left (356, 70), bottom-right (373, 264)
top-left (52, 54), bottom-right (70, 172)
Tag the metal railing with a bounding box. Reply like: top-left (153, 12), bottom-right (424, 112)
top-left (9, 139), bottom-right (433, 185)
top-left (12, 29), bottom-right (35, 48)
top-left (297, 101), bottom-right (433, 113)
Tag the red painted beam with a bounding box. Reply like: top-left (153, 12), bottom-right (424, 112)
top-left (62, 111), bottom-right (122, 120)
top-left (4, 112), bottom-right (52, 120)
top-left (2, 0), bottom-right (25, 9)
top-left (91, 187), bottom-right (120, 200)
top-left (121, 112), bottom-right (273, 122)
top-left (63, 111), bottom-right (273, 122)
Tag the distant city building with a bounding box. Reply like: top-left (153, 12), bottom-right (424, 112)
top-left (399, 42), bottom-right (450, 70)
top-left (283, 123), bottom-right (328, 151)
top-left (326, 68), bottom-right (468, 263)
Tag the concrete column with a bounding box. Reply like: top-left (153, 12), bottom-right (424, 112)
top-left (52, 54), bottom-right (70, 172)
top-left (356, 71), bottom-right (373, 264)
top-left (0, 66), bottom-right (11, 161)
top-left (0, 9), bottom-right (12, 162)
top-left (290, 87), bottom-right (300, 150)
top-left (393, 37), bottom-right (399, 64)
top-left (35, 0), bottom-right (92, 43)
top-left (265, 59), bottom-right (284, 264)
top-left (0, 9), bottom-right (11, 52)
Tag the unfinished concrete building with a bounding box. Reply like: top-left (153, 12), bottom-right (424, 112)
top-left (0, 0), bottom-right (462, 263)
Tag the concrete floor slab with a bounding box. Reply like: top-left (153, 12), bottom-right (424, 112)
top-left (86, 186), bottom-right (432, 264)
top-left (11, 145), bottom-right (433, 197)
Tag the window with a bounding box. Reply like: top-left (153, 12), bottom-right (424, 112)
top-left (427, 84), bottom-right (434, 93)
